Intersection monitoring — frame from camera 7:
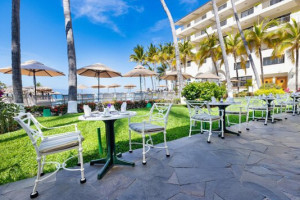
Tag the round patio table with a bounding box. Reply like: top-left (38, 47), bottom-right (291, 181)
top-left (78, 111), bottom-right (136, 179)
top-left (209, 102), bottom-right (240, 138)
top-left (259, 97), bottom-right (282, 123)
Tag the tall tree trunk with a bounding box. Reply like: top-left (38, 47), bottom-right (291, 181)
top-left (233, 54), bottom-right (239, 94)
top-left (212, 0), bottom-right (233, 97)
top-left (230, 0), bottom-right (261, 88)
top-left (151, 76), bottom-right (154, 91)
top-left (11, 0), bottom-right (23, 104)
top-left (296, 48), bottom-right (299, 91)
top-left (259, 48), bottom-right (264, 86)
top-left (211, 52), bottom-right (219, 76)
top-left (160, 0), bottom-right (183, 98)
top-left (63, 0), bottom-right (77, 111)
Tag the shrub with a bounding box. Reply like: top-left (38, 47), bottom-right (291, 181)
top-left (0, 102), bottom-right (20, 134)
top-left (254, 88), bottom-right (285, 96)
top-left (260, 83), bottom-right (281, 90)
top-left (182, 82), bottom-right (227, 101)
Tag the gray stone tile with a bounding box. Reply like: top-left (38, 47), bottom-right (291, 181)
top-left (180, 182), bottom-right (205, 197)
top-left (169, 192), bottom-right (202, 200)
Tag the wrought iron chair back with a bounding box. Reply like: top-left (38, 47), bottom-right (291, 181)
top-left (149, 103), bottom-right (173, 127)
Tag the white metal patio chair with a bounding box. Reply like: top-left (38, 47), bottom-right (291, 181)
top-left (187, 101), bottom-right (224, 143)
top-left (128, 103), bottom-right (173, 165)
top-left (225, 97), bottom-right (251, 132)
top-left (248, 97), bottom-right (275, 125)
top-left (14, 113), bottom-right (86, 199)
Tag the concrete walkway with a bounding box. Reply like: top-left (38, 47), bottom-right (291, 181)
top-left (1, 114), bottom-right (299, 200)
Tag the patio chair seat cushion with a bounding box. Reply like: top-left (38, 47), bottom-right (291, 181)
top-left (39, 131), bottom-right (83, 154)
top-left (225, 111), bottom-right (247, 115)
top-left (249, 107), bottom-right (267, 110)
top-left (129, 123), bottom-right (164, 133)
top-left (192, 114), bottom-right (220, 121)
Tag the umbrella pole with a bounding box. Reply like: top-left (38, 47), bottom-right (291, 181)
top-left (98, 74), bottom-right (100, 103)
top-left (139, 75), bottom-right (142, 92)
top-left (33, 71), bottom-right (37, 102)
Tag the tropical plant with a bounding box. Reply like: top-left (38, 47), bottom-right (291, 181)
top-left (11, 0), bottom-right (23, 104)
top-left (160, 0), bottom-right (183, 98)
top-left (247, 19), bottom-right (278, 84)
top-left (225, 33), bottom-right (247, 93)
top-left (254, 88), bottom-right (285, 96)
top-left (211, 0), bottom-right (233, 97)
top-left (63, 0), bottom-right (77, 112)
top-left (272, 18), bottom-right (300, 91)
top-left (157, 63), bottom-right (169, 88)
top-left (179, 40), bottom-right (194, 72)
top-left (0, 102), bottom-right (20, 134)
top-left (230, 0), bottom-right (261, 88)
top-left (146, 43), bottom-right (159, 90)
top-left (130, 44), bottom-right (147, 65)
top-left (182, 82), bottom-right (227, 101)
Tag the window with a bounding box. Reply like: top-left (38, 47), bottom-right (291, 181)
top-left (218, 3), bottom-right (227, 11)
top-left (275, 14), bottom-right (290, 25)
top-left (263, 55), bottom-right (285, 66)
top-left (234, 61), bottom-right (250, 70)
top-left (195, 14), bottom-right (207, 23)
top-left (232, 76), bottom-right (252, 87)
top-left (186, 23), bottom-right (191, 28)
top-left (195, 30), bottom-right (206, 37)
top-left (220, 19), bottom-right (227, 27)
top-left (241, 7), bottom-right (254, 18)
top-left (270, 0), bottom-right (284, 6)
top-left (202, 14), bottom-right (207, 20)
top-left (187, 61), bottom-right (192, 67)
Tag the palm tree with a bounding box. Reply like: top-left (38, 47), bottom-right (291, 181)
top-left (247, 19), bottom-right (278, 84)
top-left (160, 0), bottom-right (183, 98)
top-left (198, 33), bottom-right (221, 76)
top-left (225, 33), bottom-right (247, 93)
top-left (63, 0), bottom-right (77, 112)
top-left (146, 44), bottom-right (158, 90)
top-left (179, 40), bottom-right (194, 72)
top-left (272, 19), bottom-right (300, 91)
top-left (130, 45), bottom-right (148, 90)
top-left (230, 0), bottom-right (261, 88)
top-left (157, 63), bottom-right (169, 89)
top-left (11, 0), bottom-right (23, 104)
top-left (211, 0), bottom-right (233, 97)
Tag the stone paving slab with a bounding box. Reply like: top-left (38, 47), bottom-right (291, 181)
top-left (0, 113), bottom-right (299, 200)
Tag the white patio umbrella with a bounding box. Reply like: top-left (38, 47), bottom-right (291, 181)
top-left (0, 60), bottom-right (65, 98)
top-left (161, 71), bottom-right (193, 81)
top-left (108, 84), bottom-right (121, 93)
top-left (77, 63), bottom-right (121, 102)
top-left (78, 84), bottom-right (88, 94)
top-left (123, 65), bottom-right (157, 92)
top-left (124, 84), bottom-right (136, 92)
top-left (195, 73), bottom-right (221, 81)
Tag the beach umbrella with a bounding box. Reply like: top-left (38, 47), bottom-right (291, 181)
top-left (78, 84), bottom-right (88, 94)
top-left (108, 84), bottom-right (121, 93)
top-left (77, 63), bottom-right (121, 102)
top-left (124, 84), bottom-right (136, 92)
top-left (91, 85), bottom-right (106, 89)
top-left (157, 85), bottom-right (167, 88)
top-left (195, 73), bottom-right (221, 81)
top-left (161, 71), bottom-right (193, 81)
top-left (0, 60), bottom-right (65, 98)
top-left (123, 65), bottom-right (157, 92)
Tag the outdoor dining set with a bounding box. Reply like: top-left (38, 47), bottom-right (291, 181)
top-left (13, 92), bottom-right (300, 198)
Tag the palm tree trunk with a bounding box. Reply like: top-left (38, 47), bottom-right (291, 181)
top-left (63, 0), bottom-right (77, 111)
top-left (11, 0), bottom-right (23, 104)
top-left (296, 48), bottom-right (299, 91)
top-left (230, 0), bottom-right (261, 88)
top-left (233, 54), bottom-right (239, 94)
top-left (211, 52), bottom-right (219, 76)
top-left (160, 0), bottom-right (183, 98)
top-left (212, 0), bottom-right (233, 97)
top-left (259, 48), bottom-right (264, 85)
top-left (151, 76), bottom-right (154, 91)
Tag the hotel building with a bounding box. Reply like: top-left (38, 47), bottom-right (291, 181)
top-left (175, 0), bottom-right (300, 91)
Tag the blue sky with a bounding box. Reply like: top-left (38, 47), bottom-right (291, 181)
top-left (0, 0), bottom-right (205, 93)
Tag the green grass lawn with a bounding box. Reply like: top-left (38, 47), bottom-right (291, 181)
top-left (0, 105), bottom-right (248, 185)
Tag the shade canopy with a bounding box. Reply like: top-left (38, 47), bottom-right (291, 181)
top-left (78, 84), bottom-right (88, 89)
top-left (157, 85), bottom-right (167, 88)
top-left (124, 84), bottom-right (136, 88)
top-left (123, 65), bottom-right (157, 77)
top-left (91, 85), bottom-right (106, 88)
top-left (0, 60), bottom-right (64, 98)
top-left (108, 84), bottom-right (121, 88)
top-left (77, 63), bottom-right (121, 78)
top-left (195, 73), bottom-right (221, 80)
top-left (161, 71), bottom-right (193, 81)
top-left (0, 60), bottom-right (65, 77)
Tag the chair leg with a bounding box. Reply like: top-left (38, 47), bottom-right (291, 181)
top-left (200, 121), bottom-right (203, 134)
top-left (40, 156), bottom-right (45, 176)
top-left (226, 114), bottom-right (230, 127)
top-left (78, 141), bottom-right (86, 184)
top-left (221, 118), bottom-right (224, 139)
top-left (207, 121), bottom-right (212, 143)
top-left (129, 129), bottom-right (132, 153)
top-left (148, 134), bottom-right (154, 147)
top-left (246, 112), bottom-right (250, 131)
top-left (31, 157), bottom-right (42, 198)
top-left (238, 113), bottom-right (242, 133)
top-left (189, 119), bottom-right (192, 137)
top-left (264, 109), bottom-right (268, 125)
top-left (142, 133), bottom-right (146, 165)
top-left (163, 130), bottom-right (170, 157)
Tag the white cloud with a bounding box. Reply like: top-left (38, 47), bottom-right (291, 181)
top-left (179, 0), bottom-right (197, 4)
top-left (149, 19), bottom-right (169, 32)
top-left (71, 0), bottom-right (144, 35)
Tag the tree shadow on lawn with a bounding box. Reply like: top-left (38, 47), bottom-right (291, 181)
top-left (0, 133), bottom-right (27, 144)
